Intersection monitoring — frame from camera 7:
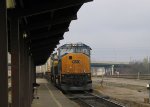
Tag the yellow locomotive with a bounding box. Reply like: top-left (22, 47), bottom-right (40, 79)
top-left (50, 43), bottom-right (92, 91)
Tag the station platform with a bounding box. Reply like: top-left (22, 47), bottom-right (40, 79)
top-left (31, 78), bottom-right (79, 107)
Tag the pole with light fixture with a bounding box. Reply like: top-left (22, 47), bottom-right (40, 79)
top-left (147, 83), bottom-right (150, 103)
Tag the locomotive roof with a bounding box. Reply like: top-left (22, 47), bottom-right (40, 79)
top-left (58, 43), bottom-right (91, 50)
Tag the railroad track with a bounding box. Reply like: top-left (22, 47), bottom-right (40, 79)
top-left (103, 74), bottom-right (150, 80)
top-left (65, 91), bottom-right (125, 107)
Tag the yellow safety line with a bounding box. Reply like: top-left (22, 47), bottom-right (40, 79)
top-left (45, 84), bottom-right (62, 107)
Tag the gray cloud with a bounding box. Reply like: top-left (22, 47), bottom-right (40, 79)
top-left (58, 0), bottom-right (150, 62)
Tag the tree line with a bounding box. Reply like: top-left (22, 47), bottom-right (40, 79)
top-left (117, 57), bottom-right (150, 74)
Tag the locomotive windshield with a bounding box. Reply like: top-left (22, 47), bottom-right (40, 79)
top-left (59, 48), bottom-right (74, 56)
top-left (75, 47), bottom-right (90, 55)
top-left (58, 43), bottom-right (91, 57)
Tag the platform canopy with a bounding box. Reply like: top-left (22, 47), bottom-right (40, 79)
top-left (7, 0), bottom-right (92, 66)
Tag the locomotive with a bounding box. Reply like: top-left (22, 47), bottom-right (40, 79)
top-left (50, 43), bottom-right (92, 91)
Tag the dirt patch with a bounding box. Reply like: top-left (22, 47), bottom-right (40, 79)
top-left (92, 77), bottom-right (150, 107)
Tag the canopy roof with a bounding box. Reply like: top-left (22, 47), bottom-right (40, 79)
top-left (7, 0), bottom-right (92, 65)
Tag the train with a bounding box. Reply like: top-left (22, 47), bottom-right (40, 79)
top-left (50, 43), bottom-right (92, 91)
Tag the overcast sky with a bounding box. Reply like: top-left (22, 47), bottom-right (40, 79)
top-left (57, 0), bottom-right (150, 62)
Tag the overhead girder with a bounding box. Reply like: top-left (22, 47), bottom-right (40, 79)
top-left (31, 46), bottom-right (56, 53)
top-left (50, 22), bottom-right (70, 31)
top-left (30, 28), bottom-right (68, 40)
top-left (30, 40), bottom-right (59, 49)
top-left (33, 51), bottom-right (50, 66)
top-left (35, 61), bottom-right (48, 66)
top-left (32, 52), bottom-right (51, 57)
top-left (34, 59), bottom-right (49, 65)
top-left (8, 0), bottom-right (92, 17)
top-left (30, 44), bottom-right (61, 52)
top-left (33, 54), bottom-right (50, 59)
top-left (32, 52), bottom-right (53, 57)
top-left (31, 35), bottom-right (63, 44)
top-left (32, 56), bottom-right (53, 63)
top-left (53, 5), bottom-right (81, 19)
top-left (32, 54), bottom-right (51, 63)
top-left (24, 15), bottom-right (77, 31)
top-left (33, 55), bottom-right (51, 64)
top-left (27, 22), bottom-right (69, 36)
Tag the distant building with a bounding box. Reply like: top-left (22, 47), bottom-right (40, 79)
top-left (91, 67), bottom-right (106, 76)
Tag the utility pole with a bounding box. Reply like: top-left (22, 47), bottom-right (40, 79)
top-left (148, 56), bottom-right (149, 74)
top-left (148, 56), bottom-right (150, 103)
top-left (148, 56), bottom-right (150, 73)
top-left (149, 56), bottom-right (150, 103)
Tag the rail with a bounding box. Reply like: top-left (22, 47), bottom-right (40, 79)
top-left (66, 91), bottom-right (125, 107)
top-left (94, 74), bottom-right (150, 80)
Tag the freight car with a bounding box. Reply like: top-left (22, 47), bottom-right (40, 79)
top-left (50, 53), bottom-right (58, 84)
top-left (50, 43), bottom-right (92, 91)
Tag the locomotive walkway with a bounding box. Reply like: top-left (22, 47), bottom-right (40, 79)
top-left (32, 79), bottom-right (79, 107)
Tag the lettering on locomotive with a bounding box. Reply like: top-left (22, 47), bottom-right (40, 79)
top-left (72, 60), bottom-right (80, 64)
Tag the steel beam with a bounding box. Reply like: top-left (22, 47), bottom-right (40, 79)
top-left (33, 65), bottom-right (36, 84)
top-left (0, 0), bottom-right (8, 107)
top-left (30, 57), bottom-right (34, 102)
top-left (10, 17), bottom-right (20, 107)
top-left (31, 45), bottom-right (57, 52)
top-left (31, 39), bottom-right (60, 46)
top-left (27, 53), bottom-right (30, 107)
top-left (28, 56), bottom-right (32, 105)
top-left (24, 15), bottom-right (77, 31)
top-left (24, 43), bottom-right (30, 107)
top-left (30, 28), bottom-right (68, 40)
top-left (8, 0), bottom-right (92, 17)
top-left (19, 31), bottom-right (26, 107)
top-left (31, 37), bottom-right (62, 45)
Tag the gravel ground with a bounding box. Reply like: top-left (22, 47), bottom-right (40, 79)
top-left (92, 77), bottom-right (150, 107)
